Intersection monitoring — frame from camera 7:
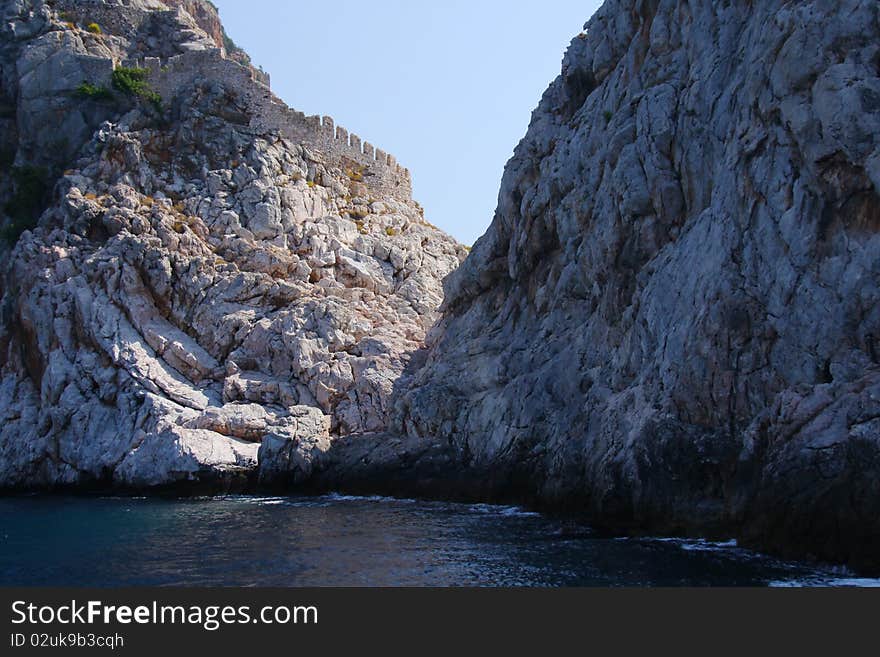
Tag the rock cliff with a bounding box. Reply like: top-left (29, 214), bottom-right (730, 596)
top-left (2, 0), bottom-right (879, 575)
top-left (385, 0), bottom-right (880, 572)
top-left (0, 0), bottom-right (464, 489)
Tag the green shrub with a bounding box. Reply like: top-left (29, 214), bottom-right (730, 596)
top-left (75, 81), bottom-right (113, 101)
top-left (111, 66), bottom-right (149, 95)
top-left (1, 165), bottom-right (50, 245)
top-left (222, 31), bottom-right (238, 55)
top-left (385, 226), bottom-right (397, 237)
top-left (86, 22), bottom-right (102, 34)
top-left (111, 67), bottom-right (162, 112)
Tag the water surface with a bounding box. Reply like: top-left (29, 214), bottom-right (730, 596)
top-left (0, 495), bottom-right (875, 587)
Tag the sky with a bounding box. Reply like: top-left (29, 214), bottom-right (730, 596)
top-left (212, 0), bottom-right (603, 245)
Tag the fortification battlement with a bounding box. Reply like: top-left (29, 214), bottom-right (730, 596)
top-left (143, 49), bottom-right (413, 201)
top-left (56, 1), bottom-right (412, 200)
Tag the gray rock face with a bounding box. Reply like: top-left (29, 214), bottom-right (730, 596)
top-left (393, 0), bottom-right (880, 571)
top-left (3, 0), bottom-right (879, 575)
top-left (0, 0), bottom-right (464, 489)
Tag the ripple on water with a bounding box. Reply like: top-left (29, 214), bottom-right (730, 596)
top-left (0, 495), bottom-right (876, 587)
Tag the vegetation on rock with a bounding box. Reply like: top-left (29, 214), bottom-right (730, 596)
top-left (111, 67), bottom-right (162, 112)
top-left (75, 81), bottom-right (113, 101)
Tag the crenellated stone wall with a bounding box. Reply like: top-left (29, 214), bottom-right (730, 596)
top-left (54, 0), bottom-right (412, 201)
top-left (143, 49), bottom-right (412, 201)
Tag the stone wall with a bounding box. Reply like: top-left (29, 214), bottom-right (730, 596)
top-left (145, 50), bottom-right (412, 201)
top-left (55, 0), bottom-right (412, 201)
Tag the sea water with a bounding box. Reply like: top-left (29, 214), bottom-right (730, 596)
top-left (0, 495), bottom-right (876, 587)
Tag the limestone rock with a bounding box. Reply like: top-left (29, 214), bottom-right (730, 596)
top-left (257, 406), bottom-right (331, 485)
top-left (393, 0), bottom-right (880, 572)
top-left (0, 0), bottom-right (463, 490)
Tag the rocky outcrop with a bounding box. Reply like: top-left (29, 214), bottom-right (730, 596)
top-left (162, 0), bottom-right (224, 49)
top-left (3, 0), bottom-right (879, 575)
top-left (161, 0), bottom-right (269, 84)
top-left (384, 0), bottom-right (880, 572)
top-left (0, 0), bottom-right (464, 489)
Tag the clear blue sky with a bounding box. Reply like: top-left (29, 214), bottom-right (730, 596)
top-left (212, 0), bottom-right (603, 245)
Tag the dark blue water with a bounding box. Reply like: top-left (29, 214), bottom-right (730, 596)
top-left (0, 495), bottom-right (875, 587)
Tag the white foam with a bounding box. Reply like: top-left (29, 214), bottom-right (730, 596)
top-left (639, 537), bottom-right (741, 552)
top-left (467, 503), bottom-right (542, 517)
top-left (320, 493), bottom-right (419, 504)
top-left (217, 496), bottom-right (286, 505)
top-left (770, 577), bottom-right (880, 588)
top-left (678, 539), bottom-right (739, 552)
